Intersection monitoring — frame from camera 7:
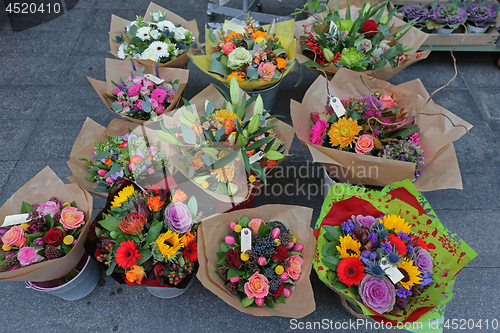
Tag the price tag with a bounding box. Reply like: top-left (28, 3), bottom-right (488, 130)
top-left (248, 151), bottom-right (265, 164)
top-left (143, 74), bottom-right (164, 84)
top-left (328, 95), bottom-right (346, 118)
top-left (240, 227), bottom-right (252, 253)
top-left (380, 257), bottom-right (404, 284)
top-left (2, 213), bottom-right (29, 228)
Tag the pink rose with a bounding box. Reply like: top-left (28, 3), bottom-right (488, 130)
top-left (60, 206), bottom-right (85, 231)
top-left (135, 99), bottom-right (143, 110)
top-left (1, 225), bottom-right (27, 247)
top-left (355, 134), bottom-right (374, 154)
top-left (257, 62), bottom-right (276, 81)
top-left (248, 218), bottom-right (264, 234)
top-left (244, 272), bottom-right (270, 299)
top-left (221, 42), bottom-right (236, 55)
top-left (37, 201), bottom-right (60, 217)
top-left (285, 255), bottom-right (303, 280)
top-left (17, 247), bottom-right (44, 266)
top-left (380, 94), bottom-right (397, 109)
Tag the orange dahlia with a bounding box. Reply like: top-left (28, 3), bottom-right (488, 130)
top-left (337, 257), bottom-right (365, 287)
top-left (119, 212), bottom-right (146, 235)
top-left (328, 117), bottom-right (362, 149)
top-left (115, 240), bottom-right (141, 269)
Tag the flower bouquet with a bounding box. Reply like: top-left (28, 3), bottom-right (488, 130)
top-left (290, 68), bottom-right (472, 191)
top-left (197, 204), bottom-right (316, 317)
top-left (68, 118), bottom-right (172, 197)
top-left (189, 16), bottom-right (296, 91)
top-left (0, 167), bottom-right (92, 282)
top-left (88, 58), bottom-right (189, 124)
top-left (426, 0), bottom-right (468, 32)
top-left (313, 180), bottom-right (477, 330)
top-left (109, 2), bottom-right (200, 68)
top-left (86, 178), bottom-right (202, 289)
top-left (465, 0), bottom-right (500, 33)
top-left (294, 0), bottom-right (430, 80)
top-left (156, 77), bottom-right (294, 212)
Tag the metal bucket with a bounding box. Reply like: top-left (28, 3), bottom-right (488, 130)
top-left (26, 255), bottom-right (99, 301)
top-left (145, 275), bottom-right (196, 298)
top-left (222, 81), bottom-right (281, 112)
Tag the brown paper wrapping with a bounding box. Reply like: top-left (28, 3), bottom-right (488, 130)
top-left (67, 117), bottom-right (173, 198)
top-left (294, 1), bottom-right (430, 80)
top-left (109, 2), bottom-right (200, 68)
top-left (197, 204), bottom-right (316, 318)
top-left (0, 167), bottom-right (93, 282)
top-left (290, 68), bottom-right (472, 191)
top-left (88, 58), bottom-right (189, 125)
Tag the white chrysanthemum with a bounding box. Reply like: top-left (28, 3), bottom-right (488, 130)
top-left (148, 41), bottom-right (170, 58)
top-left (136, 26), bottom-right (151, 41)
top-left (141, 48), bottom-right (159, 62)
top-left (117, 43), bottom-right (127, 59)
top-left (156, 20), bottom-right (176, 32)
top-left (149, 29), bottom-right (160, 40)
top-left (174, 27), bottom-right (189, 41)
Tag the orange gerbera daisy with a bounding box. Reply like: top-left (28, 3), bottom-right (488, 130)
top-left (227, 71), bottom-right (245, 81)
top-left (225, 31), bottom-right (241, 41)
top-left (276, 57), bottom-right (287, 70)
top-left (147, 196), bottom-right (165, 211)
top-left (115, 240), bottom-right (141, 269)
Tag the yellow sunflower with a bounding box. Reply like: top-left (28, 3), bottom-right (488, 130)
top-left (214, 109), bottom-right (242, 123)
top-left (211, 150), bottom-right (237, 182)
top-left (336, 234), bottom-right (361, 258)
top-left (381, 214), bottom-right (412, 234)
top-left (156, 230), bottom-right (184, 259)
top-left (328, 117), bottom-right (362, 149)
top-left (397, 260), bottom-right (422, 290)
top-left (111, 185), bottom-right (136, 207)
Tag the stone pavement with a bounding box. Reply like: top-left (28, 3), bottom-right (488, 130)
top-left (0, 0), bottom-right (499, 332)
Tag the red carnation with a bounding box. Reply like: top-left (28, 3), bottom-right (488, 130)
top-left (272, 283), bottom-right (284, 299)
top-left (183, 241), bottom-right (198, 262)
top-left (43, 227), bottom-right (65, 246)
top-left (225, 248), bottom-right (243, 268)
top-left (362, 20), bottom-right (379, 37)
top-left (271, 245), bottom-right (288, 262)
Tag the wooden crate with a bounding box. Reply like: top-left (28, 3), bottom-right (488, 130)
top-left (389, 1), bottom-right (500, 46)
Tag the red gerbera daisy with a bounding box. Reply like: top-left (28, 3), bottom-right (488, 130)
top-left (337, 257), bottom-right (365, 287)
top-left (183, 240), bottom-right (198, 262)
top-left (416, 237), bottom-right (429, 251)
top-left (388, 234), bottom-right (407, 255)
top-left (115, 240), bottom-right (141, 269)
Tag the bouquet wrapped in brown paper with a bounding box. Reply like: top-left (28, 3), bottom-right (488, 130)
top-left (290, 68), bottom-right (472, 191)
top-left (154, 77), bottom-right (294, 212)
top-left (88, 58), bottom-right (189, 125)
top-left (0, 167), bottom-right (93, 282)
top-left (197, 204), bottom-right (316, 318)
top-left (294, 0), bottom-right (430, 80)
top-left (109, 2), bottom-right (200, 68)
top-left (67, 118), bottom-right (173, 198)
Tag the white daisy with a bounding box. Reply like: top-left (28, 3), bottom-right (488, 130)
top-left (117, 43), bottom-right (127, 59)
top-left (141, 48), bottom-right (159, 62)
top-left (149, 29), bottom-right (160, 40)
top-left (174, 27), bottom-right (189, 41)
top-left (148, 41), bottom-right (170, 59)
top-left (136, 26), bottom-right (151, 41)
top-left (156, 20), bottom-right (176, 32)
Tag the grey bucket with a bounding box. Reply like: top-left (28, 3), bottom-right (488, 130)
top-left (26, 255), bottom-right (99, 301)
top-left (222, 81), bottom-right (281, 112)
top-left (145, 275), bottom-right (195, 298)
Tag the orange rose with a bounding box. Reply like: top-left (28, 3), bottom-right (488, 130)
top-left (190, 154), bottom-right (204, 171)
top-left (147, 196), bottom-right (165, 211)
top-left (126, 265), bottom-right (145, 284)
top-left (172, 190), bottom-right (188, 203)
top-left (355, 134), bottom-right (374, 155)
top-left (60, 206), bottom-right (85, 231)
top-left (1, 225), bottom-right (27, 247)
top-left (276, 57), bottom-right (287, 70)
top-left (380, 94), bottom-right (397, 109)
top-left (181, 231), bottom-right (196, 245)
top-left (248, 218), bottom-right (264, 234)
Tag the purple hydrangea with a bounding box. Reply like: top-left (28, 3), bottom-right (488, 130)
top-left (432, 2), bottom-right (467, 28)
top-left (402, 4), bottom-right (431, 24)
top-left (380, 138), bottom-right (425, 179)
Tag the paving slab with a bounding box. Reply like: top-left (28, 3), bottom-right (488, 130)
top-left (469, 88), bottom-right (500, 122)
top-left (56, 55), bottom-right (107, 85)
top-left (0, 119), bottom-right (37, 160)
top-left (0, 29), bottom-right (81, 56)
top-left (0, 55), bottom-right (69, 85)
top-left (429, 88), bottom-right (485, 125)
top-left (453, 123), bottom-right (500, 162)
top-left (70, 28), bottom-right (114, 56)
top-left (0, 85), bottom-right (57, 119)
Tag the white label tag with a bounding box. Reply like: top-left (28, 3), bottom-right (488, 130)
top-left (143, 74), bottom-right (164, 84)
top-left (3, 213), bottom-right (29, 228)
top-left (248, 151), bottom-right (265, 164)
top-left (329, 95), bottom-right (346, 118)
top-left (240, 227), bottom-right (252, 253)
top-left (380, 258), bottom-right (404, 284)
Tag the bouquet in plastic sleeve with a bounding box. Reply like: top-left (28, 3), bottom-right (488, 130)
top-left (0, 167), bottom-right (92, 282)
top-left (294, 0), bottom-right (430, 80)
top-left (67, 118), bottom-right (172, 197)
top-left (313, 180), bottom-right (477, 331)
top-left (109, 2), bottom-right (199, 68)
top-left (88, 58), bottom-right (188, 124)
top-left (290, 68), bottom-right (472, 191)
top-left (189, 16), bottom-right (296, 91)
top-left (197, 204), bottom-right (316, 317)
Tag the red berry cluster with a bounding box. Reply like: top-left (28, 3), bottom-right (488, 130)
top-left (167, 260), bottom-right (194, 286)
top-left (300, 32), bottom-right (327, 65)
top-left (415, 52), bottom-right (423, 59)
top-left (332, 51), bottom-right (341, 63)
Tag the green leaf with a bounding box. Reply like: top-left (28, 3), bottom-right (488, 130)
top-left (217, 256), bottom-right (230, 268)
top-left (265, 150), bottom-right (285, 161)
top-left (136, 249), bottom-right (152, 266)
top-left (250, 163), bottom-right (266, 185)
top-left (98, 216), bottom-right (122, 231)
top-left (85, 170), bottom-right (98, 182)
top-left (239, 216), bottom-right (250, 228)
top-left (246, 65), bottom-right (258, 80)
top-left (181, 123), bottom-right (197, 145)
top-left (45, 215), bottom-right (54, 229)
top-left (377, 24), bottom-right (392, 37)
top-left (321, 242), bottom-right (338, 257)
top-left (323, 225), bottom-right (342, 242)
top-left (112, 103), bottom-right (123, 112)
top-left (145, 222), bottom-right (162, 244)
top-left (227, 268), bottom-right (245, 278)
top-left (275, 292), bottom-right (286, 304)
top-left (229, 76), bottom-right (240, 105)
top-left (246, 136), bottom-right (274, 152)
top-left (241, 296), bottom-right (254, 307)
top-left (333, 279), bottom-right (349, 290)
top-left (208, 58), bottom-right (231, 76)
top-left (265, 298), bottom-right (275, 308)
top-left (216, 251), bottom-right (226, 259)
top-left (321, 256), bottom-right (340, 270)
top-left (187, 196), bottom-right (198, 217)
top-left (211, 150), bottom-right (239, 170)
top-left (257, 220), bottom-right (267, 236)
top-left (219, 242), bottom-right (231, 252)
top-left (94, 151), bottom-right (109, 161)
top-left (21, 201), bottom-right (36, 214)
top-left (106, 261), bottom-right (117, 275)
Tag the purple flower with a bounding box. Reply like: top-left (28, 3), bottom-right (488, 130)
top-left (164, 202), bottom-right (193, 234)
top-left (37, 201), bottom-right (60, 217)
top-left (361, 251), bottom-right (377, 265)
top-left (359, 96), bottom-right (384, 110)
top-left (381, 242), bottom-right (392, 254)
top-left (367, 232), bottom-right (378, 243)
top-left (7, 265), bottom-right (20, 271)
top-left (5, 252), bottom-right (15, 259)
top-left (111, 170), bottom-right (124, 181)
top-left (380, 138), bottom-right (425, 179)
top-left (359, 275), bottom-right (396, 314)
top-left (33, 238), bottom-right (46, 246)
top-left (432, 3), bottom-right (467, 27)
top-left (397, 231), bottom-right (410, 241)
top-left (412, 248), bottom-right (433, 273)
top-left (402, 3), bottom-right (430, 23)
top-left (341, 220), bottom-right (356, 234)
top-left (396, 286), bottom-right (412, 298)
top-left (419, 271), bottom-right (434, 286)
top-left (467, 2), bottom-right (499, 27)
top-left (355, 215), bottom-right (377, 229)
top-left (0, 227), bottom-right (9, 236)
top-left (407, 244), bottom-right (414, 253)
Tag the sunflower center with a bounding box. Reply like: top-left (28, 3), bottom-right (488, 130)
top-left (163, 240), bottom-right (173, 247)
top-left (346, 249), bottom-right (357, 256)
top-left (400, 268), bottom-right (410, 283)
top-left (346, 266), bottom-right (357, 277)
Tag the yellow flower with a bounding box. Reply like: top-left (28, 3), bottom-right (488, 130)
top-left (275, 265), bottom-right (284, 275)
top-left (156, 231), bottom-right (184, 259)
top-left (240, 252), bottom-right (249, 261)
top-left (328, 117), bottom-right (362, 149)
top-left (62, 202), bottom-right (71, 208)
top-left (292, 236), bottom-right (297, 244)
top-left (381, 215), bottom-right (412, 234)
top-left (20, 223), bottom-right (29, 231)
top-left (214, 109), bottom-right (241, 123)
top-left (202, 182), bottom-right (209, 189)
top-left (274, 239), bottom-right (281, 246)
top-left (111, 185), bottom-right (136, 207)
top-left (63, 235), bottom-right (75, 245)
top-left (234, 225), bottom-right (242, 233)
top-left (248, 175), bottom-right (256, 183)
top-left (2, 244), bottom-right (12, 251)
top-left (336, 234), bottom-right (361, 258)
top-left (211, 150), bottom-right (237, 182)
top-left (397, 260), bottom-right (422, 290)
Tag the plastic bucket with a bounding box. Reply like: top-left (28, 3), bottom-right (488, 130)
top-left (222, 81), bottom-right (281, 112)
top-left (435, 27), bottom-right (455, 34)
top-left (26, 255), bottom-right (99, 301)
top-left (466, 23), bottom-right (488, 34)
top-left (145, 275), bottom-right (196, 298)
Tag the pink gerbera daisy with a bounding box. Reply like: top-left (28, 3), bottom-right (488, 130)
top-left (310, 119), bottom-right (329, 145)
top-left (151, 88), bottom-right (167, 103)
top-left (128, 84), bottom-right (142, 97)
